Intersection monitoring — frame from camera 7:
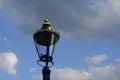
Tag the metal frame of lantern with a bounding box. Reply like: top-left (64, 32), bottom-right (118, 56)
top-left (33, 18), bottom-right (60, 80)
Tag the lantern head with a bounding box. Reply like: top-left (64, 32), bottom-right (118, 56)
top-left (33, 18), bottom-right (60, 66)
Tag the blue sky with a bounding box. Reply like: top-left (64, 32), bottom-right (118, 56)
top-left (0, 0), bottom-right (120, 80)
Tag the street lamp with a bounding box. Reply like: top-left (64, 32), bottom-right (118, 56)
top-left (33, 18), bottom-right (60, 80)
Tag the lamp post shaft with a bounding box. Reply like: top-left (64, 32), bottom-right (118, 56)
top-left (42, 67), bottom-right (51, 80)
top-left (43, 44), bottom-right (50, 80)
top-left (46, 45), bottom-right (49, 67)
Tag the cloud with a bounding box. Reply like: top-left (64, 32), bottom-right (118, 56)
top-left (0, 0), bottom-right (120, 42)
top-left (33, 58), bottom-right (120, 80)
top-left (29, 68), bottom-right (39, 72)
top-left (33, 68), bottom-right (89, 80)
top-left (86, 54), bottom-right (108, 64)
top-left (0, 35), bottom-right (9, 47)
top-left (51, 68), bottom-right (89, 80)
top-left (0, 52), bottom-right (18, 75)
top-left (87, 59), bottom-right (120, 80)
top-left (0, 35), bottom-right (8, 42)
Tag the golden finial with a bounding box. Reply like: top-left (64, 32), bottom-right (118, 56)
top-left (43, 17), bottom-right (50, 25)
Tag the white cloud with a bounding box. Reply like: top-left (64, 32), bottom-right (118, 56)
top-left (0, 35), bottom-right (8, 42)
top-left (33, 59), bottom-right (120, 80)
top-left (115, 58), bottom-right (120, 62)
top-left (33, 68), bottom-right (89, 80)
top-left (0, 35), bottom-right (10, 53)
top-left (86, 54), bottom-right (108, 64)
top-left (29, 68), bottom-right (38, 72)
top-left (51, 68), bottom-right (89, 80)
top-left (88, 59), bottom-right (120, 80)
top-left (0, 52), bottom-right (18, 75)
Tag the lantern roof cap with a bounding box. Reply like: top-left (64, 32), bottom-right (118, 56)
top-left (43, 17), bottom-right (50, 25)
top-left (34, 18), bottom-right (60, 39)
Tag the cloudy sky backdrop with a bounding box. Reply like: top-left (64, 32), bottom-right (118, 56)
top-left (0, 0), bottom-right (120, 80)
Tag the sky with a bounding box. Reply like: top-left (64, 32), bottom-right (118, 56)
top-left (0, 0), bottom-right (120, 80)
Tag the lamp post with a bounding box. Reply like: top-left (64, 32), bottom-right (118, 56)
top-left (33, 18), bottom-right (60, 80)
